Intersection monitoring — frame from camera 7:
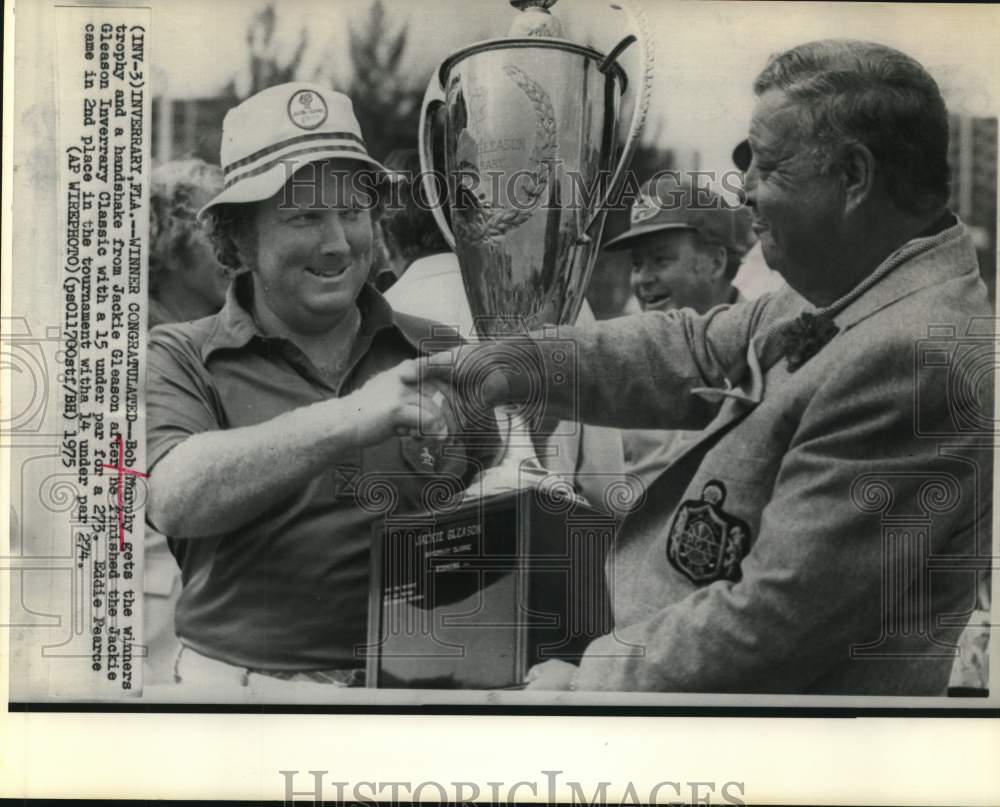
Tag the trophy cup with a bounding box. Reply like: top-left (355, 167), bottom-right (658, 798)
top-left (366, 0), bottom-right (653, 689)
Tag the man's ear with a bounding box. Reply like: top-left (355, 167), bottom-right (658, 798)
top-left (841, 142), bottom-right (876, 215)
top-left (705, 244), bottom-right (728, 280)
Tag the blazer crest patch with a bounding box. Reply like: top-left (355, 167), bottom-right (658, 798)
top-left (667, 480), bottom-right (750, 584)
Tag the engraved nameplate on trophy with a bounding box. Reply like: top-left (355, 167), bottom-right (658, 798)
top-left (366, 489), bottom-right (615, 689)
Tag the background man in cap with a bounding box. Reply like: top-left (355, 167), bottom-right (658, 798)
top-left (427, 40), bottom-right (992, 694)
top-left (606, 177), bottom-right (754, 493)
top-left (146, 83), bottom-right (490, 691)
top-left (610, 176), bottom-right (751, 316)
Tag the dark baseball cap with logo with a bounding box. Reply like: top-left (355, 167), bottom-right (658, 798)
top-left (604, 175), bottom-right (752, 255)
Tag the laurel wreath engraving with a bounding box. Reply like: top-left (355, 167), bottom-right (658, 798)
top-left (453, 65), bottom-right (558, 244)
top-left (631, 0), bottom-right (655, 167)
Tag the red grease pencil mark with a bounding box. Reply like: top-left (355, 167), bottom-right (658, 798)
top-left (101, 433), bottom-right (148, 550)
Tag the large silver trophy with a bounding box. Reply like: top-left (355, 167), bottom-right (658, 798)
top-left (418, 0), bottom-right (653, 496)
top-left (367, 0), bottom-right (653, 689)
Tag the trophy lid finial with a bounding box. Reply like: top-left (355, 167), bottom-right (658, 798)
top-left (508, 0), bottom-right (563, 37)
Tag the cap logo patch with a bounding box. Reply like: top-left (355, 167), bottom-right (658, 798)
top-left (288, 89), bottom-right (329, 130)
top-left (631, 192), bottom-right (661, 225)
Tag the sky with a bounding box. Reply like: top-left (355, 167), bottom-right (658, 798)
top-left (150, 0), bottom-right (1000, 174)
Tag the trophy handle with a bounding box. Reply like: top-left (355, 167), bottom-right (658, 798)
top-left (582, 0), bottom-right (655, 235)
top-left (418, 72), bottom-right (457, 250)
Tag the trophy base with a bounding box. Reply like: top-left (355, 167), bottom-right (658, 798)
top-left (464, 463), bottom-right (590, 508)
top-left (365, 488), bottom-right (615, 689)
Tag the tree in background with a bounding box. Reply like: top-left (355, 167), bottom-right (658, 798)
top-left (342, 0), bottom-right (425, 161)
top-left (160, 3), bottom-right (311, 163)
top-left (228, 0), bottom-right (425, 161)
top-left (223, 3), bottom-right (309, 100)
top-left (159, 1), bottom-right (428, 164)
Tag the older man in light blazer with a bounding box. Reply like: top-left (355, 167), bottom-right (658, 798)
top-left (425, 39), bottom-right (994, 695)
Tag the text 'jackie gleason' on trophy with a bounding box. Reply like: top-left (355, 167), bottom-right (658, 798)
top-left (365, 0), bottom-right (653, 689)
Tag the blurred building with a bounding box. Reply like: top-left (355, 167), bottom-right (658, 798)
top-left (948, 116), bottom-right (997, 304)
top-left (152, 95), bottom-right (230, 164)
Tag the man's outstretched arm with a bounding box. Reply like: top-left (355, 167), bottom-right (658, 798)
top-left (146, 349), bottom-right (446, 539)
top-left (423, 297), bottom-right (774, 432)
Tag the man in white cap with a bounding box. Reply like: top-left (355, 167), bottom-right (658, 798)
top-left (145, 83), bottom-right (491, 691)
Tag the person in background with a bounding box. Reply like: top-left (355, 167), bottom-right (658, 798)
top-left (605, 177), bottom-right (754, 494)
top-left (366, 216), bottom-right (396, 293)
top-left (144, 158), bottom-right (231, 684)
top-left (375, 149), bottom-right (451, 294)
top-left (611, 177), bottom-right (752, 315)
top-left (149, 159), bottom-right (231, 328)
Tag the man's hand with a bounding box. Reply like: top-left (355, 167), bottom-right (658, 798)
top-left (341, 359), bottom-right (450, 446)
top-left (418, 341), bottom-right (541, 414)
top-left (148, 359), bottom-right (460, 538)
top-left (524, 659), bottom-right (579, 691)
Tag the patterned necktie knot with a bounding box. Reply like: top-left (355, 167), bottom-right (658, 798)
top-left (776, 311), bottom-right (840, 371)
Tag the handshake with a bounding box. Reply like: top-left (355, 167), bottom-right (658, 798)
top-left (346, 336), bottom-right (575, 449)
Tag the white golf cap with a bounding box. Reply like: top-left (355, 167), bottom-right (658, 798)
top-left (199, 82), bottom-right (389, 217)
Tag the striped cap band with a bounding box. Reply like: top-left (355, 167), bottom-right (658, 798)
top-left (199, 83), bottom-right (388, 216)
top-left (223, 131), bottom-right (367, 176)
top-left (223, 139), bottom-right (372, 190)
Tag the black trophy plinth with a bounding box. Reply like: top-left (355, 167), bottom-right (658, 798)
top-left (364, 488), bottom-right (616, 689)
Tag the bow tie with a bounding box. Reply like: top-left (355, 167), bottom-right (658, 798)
top-left (775, 311), bottom-right (840, 371)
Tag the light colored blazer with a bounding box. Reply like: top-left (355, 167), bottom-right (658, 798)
top-left (621, 289), bottom-right (751, 498)
top-left (539, 220), bottom-right (992, 694)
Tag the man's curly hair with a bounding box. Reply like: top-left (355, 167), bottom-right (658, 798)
top-left (201, 202), bottom-right (255, 276)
